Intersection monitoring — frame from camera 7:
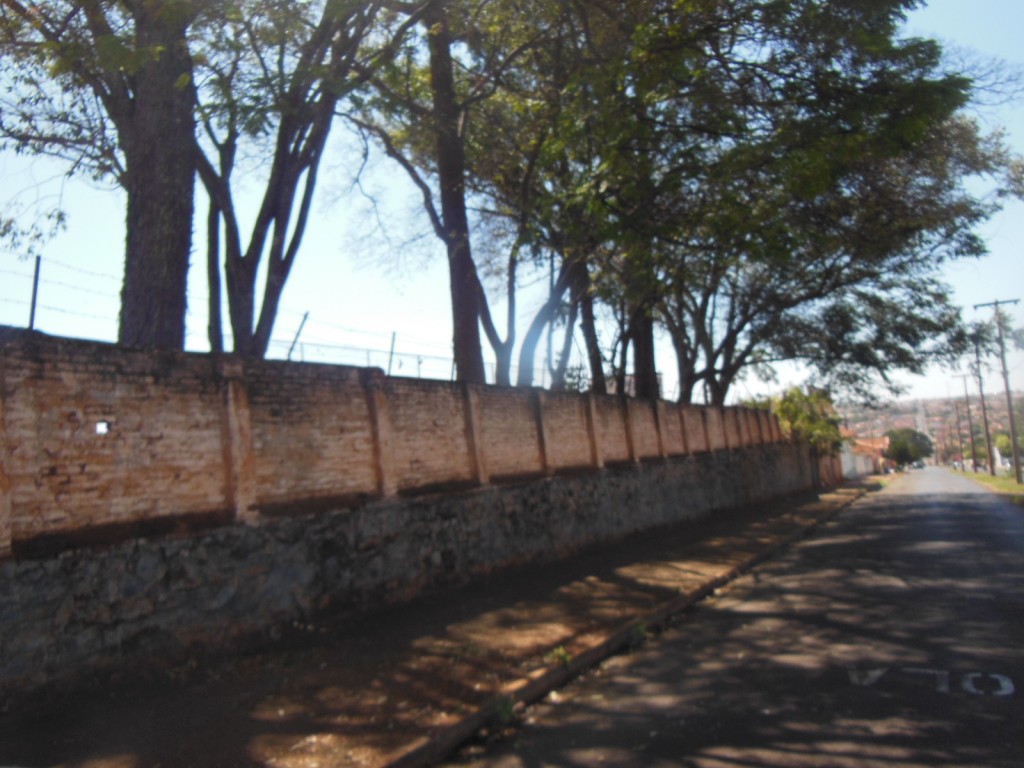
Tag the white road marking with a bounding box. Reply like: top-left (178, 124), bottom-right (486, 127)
top-left (846, 666), bottom-right (1016, 696)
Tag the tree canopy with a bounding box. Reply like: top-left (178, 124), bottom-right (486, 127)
top-left (885, 428), bottom-right (934, 465)
top-left (768, 387), bottom-right (845, 457)
top-left (191, 0), bottom-right (396, 357)
top-left (2, 0), bottom-right (1019, 400)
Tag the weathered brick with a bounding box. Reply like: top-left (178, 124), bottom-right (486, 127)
top-left (0, 329), bottom-right (802, 696)
top-left (539, 392), bottom-right (592, 470)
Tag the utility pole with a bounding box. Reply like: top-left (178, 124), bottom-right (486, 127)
top-left (975, 299), bottom-right (1021, 484)
top-left (954, 402), bottom-right (966, 474)
top-left (957, 375), bottom-right (977, 472)
top-left (972, 336), bottom-right (996, 476)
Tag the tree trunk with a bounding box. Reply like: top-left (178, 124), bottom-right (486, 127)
top-left (224, 247), bottom-right (258, 356)
top-left (663, 309), bottom-right (698, 404)
top-left (493, 339), bottom-right (514, 386)
top-left (206, 202), bottom-right (223, 353)
top-left (118, 5), bottom-right (195, 350)
top-left (706, 377), bottom-right (728, 406)
top-left (426, 1), bottom-right (486, 383)
top-left (569, 260), bottom-right (605, 394)
top-left (516, 259), bottom-right (574, 387)
top-left (708, 362), bottom-right (744, 407)
top-left (672, 340), bottom-right (698, 404)
top-left (550, 298), bottom-right (578, 390)
top-left (630, 309), bottom-right (659, 400)
top-left (516, 303), bottom-right (556, 387)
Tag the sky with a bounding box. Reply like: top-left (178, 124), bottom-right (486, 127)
top-left (1, 0), bottom-right (1022, 404)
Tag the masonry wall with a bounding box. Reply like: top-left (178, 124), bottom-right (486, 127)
top-left (1, 338), bottom-right (232, 543)
top-left (0, 329), bottom-right (814, 694)
top-left (0, 330), bottom-right (789, 554)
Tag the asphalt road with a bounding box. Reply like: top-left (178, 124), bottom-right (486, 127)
top-left (449, 468), bottom-right (1024, 767)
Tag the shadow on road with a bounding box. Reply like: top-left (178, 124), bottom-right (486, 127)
top-left (450, 485), bottom-right (1024, 767)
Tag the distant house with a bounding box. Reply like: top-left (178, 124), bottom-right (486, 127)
top-left (843, 430), bottom-right (893, 474)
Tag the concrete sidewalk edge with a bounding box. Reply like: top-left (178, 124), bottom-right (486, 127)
top-left (385, 483), bottom-right (870, 767)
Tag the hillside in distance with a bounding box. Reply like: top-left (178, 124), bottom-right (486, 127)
top-left (838, 391), bottom-right (1022, 461)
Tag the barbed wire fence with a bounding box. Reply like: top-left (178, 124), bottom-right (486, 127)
top-left (0, 255), bottom-right (581, 389)
top-left (7, 256), bottom-right (1022, 403)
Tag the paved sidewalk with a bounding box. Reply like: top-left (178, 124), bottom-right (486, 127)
top-left (0, 481), bottom-right (872, 768)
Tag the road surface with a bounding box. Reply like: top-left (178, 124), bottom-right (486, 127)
top-left (450, 468), bottom-right (1024, 767)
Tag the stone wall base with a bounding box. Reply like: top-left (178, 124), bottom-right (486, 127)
top-left (0, 443), bottom-right (811, 696)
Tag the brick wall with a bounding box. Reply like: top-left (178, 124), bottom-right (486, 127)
top-left (1, 337), bottom-right (231, 543)
top-left (387, 377), bottom-right (475, 492)
top-left (247, 361), bottom-right (378, 506)
top-left (538, 391), bottom-right (592, 470)
top-left (0, 329), bottom-right (815, 694)
top-left (1, 330), bottom-right (789, 557)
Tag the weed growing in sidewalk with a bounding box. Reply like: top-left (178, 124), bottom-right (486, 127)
top-left (544, 645), bottom-right (572, 667)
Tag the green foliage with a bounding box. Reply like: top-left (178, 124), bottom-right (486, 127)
top-left (967, 441), bottom-right (989, 462)
top-left (0, 204), bottom-right (66, 260)
top-left (772, 387), bottom-right (845, 456)
top-left (2, 0), bottom-right (1018, 383)
top-left (963, 471), bottom-right (1024, 501)
top-left (492, 0), bottom-right (1013, 403)
top-left (0, 1), bottom-right (209, 182)
top-left (995, 431), bottom-right (1024, 454)
top-left (543, 645), bottom-right (572, 667)
top-left (636, 3), bottom-right (1011, 402)
top-left (885, 428), bottom-right (934, 465)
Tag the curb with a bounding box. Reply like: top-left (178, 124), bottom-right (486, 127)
top-left (386, 485), bottom-right (868, 767)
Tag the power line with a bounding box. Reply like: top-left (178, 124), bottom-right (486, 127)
top-left (34, 276), bottom-right (118, 300)
top-left (32, 303), bottom-right (116, 322)
top-left (40, 257), bottom-right (120, 281)
top-left (0, 267), bottom-right (34, 281)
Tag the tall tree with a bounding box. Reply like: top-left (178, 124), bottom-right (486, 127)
top-left (352, 0), bottom-right (508, 383)
top-left (588, 0), bottom-right (1013, 403)
top-left (1, 0), bottom-right (199, 349)
top-left (454, 0), bottom-right (667, 392)
top-left (193, 0), bottom-right (402, 357)
top-left (885, 427), bottom-right (934, 465)
top-left (460, 0), bottom-right (623, 389)
top-left (660, 113), bottom-right (1009, 403)
top-left (353, 0), bottom-right (633, 385)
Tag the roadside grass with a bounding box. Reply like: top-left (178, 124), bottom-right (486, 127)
top-left (956, 470), bottom-right (1024, 506)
